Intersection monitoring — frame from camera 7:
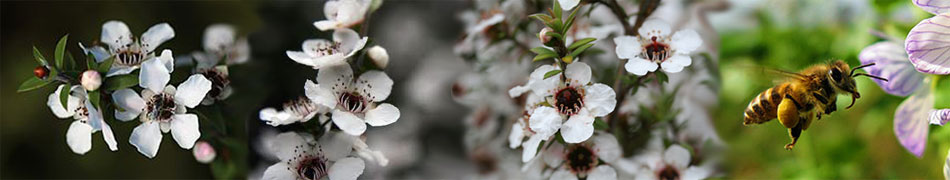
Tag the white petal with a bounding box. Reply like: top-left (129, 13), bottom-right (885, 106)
top-left (319, 132), bottom-right (356, 160)
top-left (269, 132), bottom-right (308, 160)
top-left (565, 62), bottom-right (592, 85)
top-left (508, 85), bottom-right (530, 97)
top-left (561, 109), bottom-right (595, 143)
top-left (302, 39), bottom-right (334, 57)
top-left (139, 58), bottom-right (170, 93)
top-left (175, 74), bottom-right (213, 108)
top-left (130, 121), bottom-right (163, 158)
top-left (613, 36), bottom-right (642, 59)
top-left (638, 19), bottom-right (672, 38)
top-left (202, 24), bottom-right (235, 52)
top-left (112, 88), bottom-right (145, 121)
top-left (528, 65), bottom-right (560, 95)
top-left (365, 103), bottom-right (399, 126)
top-left (588, 165), bottom-right (618, 180)
top-left (318, 64), bottom-right (354, 89)
top-left (584, 83), bottom-right (617, 117)
top-left (660, 56), bottom-right (689, 73)
top-left (313, 20), bottom-right (338, 31)
top-left (329, 157), bottom-right (365, 180)
top-left (671, 29), bottom-right (702, 54)
top-left (529, 106), bottom-right (563, 138)
top-left (286, 50), bottom-right (316, 67)
top-left (158, 49), bottom-right (175, 73)
top-left (171, 114), bottom-right (201, 149)
top-left (334, 28), bottom-right (367, 57)
top-left (66, 121), bottom-right (93, 155)
top-left (100, 121), bottom-right (118, 151)
top-left (305, 80), bottom-right (338, 108)
top-left (106, 66), bottom-right (138, 77)
top-left (262, 163), bottom-right (296, 180)
top-left (332, 110), bottom-right (367, 135)
top-left (664, 144), bottom-right (692, 169)
top-left (141, 23), bottom-right (175, 52)
top-left (521, 134), bottom-right (543, 162)
top-left (593, 133), bottom-right (622, 163)
top-left (357, 70), bottom-right (394, 102)
top-left (682, 166), bottom-right (711, 180)
top-left (509, 123), bottom-right (524, 149)
top-left (551, 169), bottom-right (579, 180)
top-left (100, 21), bottom-right (133, 49)
top-left (558, 0), bottom-right (580, 10)
top-left (84, 102), bottom-right (117, 151)
top-left (47, 85), bottom-right (79, 118)
top-left (624, 58), bottom-right (658, 75)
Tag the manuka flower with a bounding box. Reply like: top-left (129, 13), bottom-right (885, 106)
top-left (305, 65), bottom-right (399, 135)
top-left (260, 96), bottom-right (326, 126)
top-left (262, 132), bottom-right (365, 180)
top-left (47, 85), bottom-right (118, 155)
top-left (313, 0), bottom-right (371, 31)
top-left (544, 133), bottom-right (622, 180)
top-left (81, 20), bottom-right (175, 76)
top-left (614, 19), bottom-right (702, 75)
top-left (628, 142), bottom-right (710, 180)
top-left (287, 28), bottom-right (367, 69)
top-left (193, 24), bottom-right (250, 68)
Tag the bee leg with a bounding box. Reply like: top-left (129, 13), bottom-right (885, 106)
top-left (785, 122), bottom-right (803, 150)
top-left (778, 95), bottom-right (801, 129)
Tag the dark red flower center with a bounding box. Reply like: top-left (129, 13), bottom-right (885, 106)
top-left (555, 87), bottom-right (584, 116)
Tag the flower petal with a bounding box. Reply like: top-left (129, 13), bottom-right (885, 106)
top-left (932, 109), bottom-right (950, 125)
top-left (158, 49), bottom-right (175, 73)
top-left (262, 163), bottom-right (296, 180)
top-left (65, 121), bottom-right (93, 155)
top-left (588, 165), bottom-right (618, 180)
top-left (174, 74), bottom-right (212, 108)
top-left (661, 55), bottom-right (690, 73)
top-left (318, 64), bottom-right (354, 90)
top-left (528, 65), bottom-right (560, 95)
top-left (551, 169), bottom-right (579, 180)
top-left (130, 121), bottom-right (163, 158)
top-left (334, 28), bottom-right (367, 57)
top-left (593, 133), bottom-right (622, 163)
top-left (521, 134), bottom-right (543, 162)
top-left (305, 80), bottom-right (338, 109)
top-left (47, 85), bottom-right (79, 118)
top-left (357, 70), bottom-right (394, 102)
top-left (286, 50), bottom-right (316, 67)
top-left (171, 114), bottom-right (200, 149)
top-left (202, 24), bottom-right (235, 53)
top-left (319, 132), bottom-right (356, 160)
top-left (624, 58), bottom-right (658, 75)
top-left (859, 41), bottom-right (924, 96)
top-left (332, 110), bottom-right (367, 135)
top-left (85, 101), bottom-right (117, 151)
top-left (100, 121), bottom-right (118, 151)
top-left (895, 86), bottom-right (935, 158)
top-left (584, 83), bottom-right (617, 117)
top-left (529, 106), bottom-right (563, 138)
top-left (664, 144), bottom-right (692, 169)
top-left (561, 109), bottom-right (594, 143)
top-left (328, 157), bottom-right (365, 180)
top-left (638, 19), bottom-right (672, 38)
top-left (558, 0), bottom-right (579, 10)
top-left (365, 103), bottom-right (399, 126)
top-left (613, 36), bottom-right (641, 59)
top-left (141, 23), bottom-right (175, 52)
top-left (313, 20), bottom-right (338, 31)
top-left (268, 132), bottom-right (308, 160)
top-left (906, 14), bottom-right (950, 75)
top-left (682, 166), bottom-right (712, 180)
top-left (302, 39), bottom-right (334, 57)
top-left (139, 58), bottom-right (171, 93)
top-left (112, 88), bottom-right (145, 121)
top-left (100, 21), bottom-right (133, 49)
top-left (671, 29), bottom-right (702, 54)
top-left (509, 123), bottom-right (524, 149)
top-left (914, 0), bottom-right (950, 15)
top-left (565, 62), bottom-right (592, 85)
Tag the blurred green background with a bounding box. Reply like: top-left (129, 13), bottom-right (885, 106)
top-left (714, 0), bottom-right (949, 178)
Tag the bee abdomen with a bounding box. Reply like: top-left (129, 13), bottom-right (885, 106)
top-left (744, 84), bottom-right (789, 125)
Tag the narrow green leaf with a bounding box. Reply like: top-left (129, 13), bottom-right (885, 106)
top-left (543, 70), bottom-right (562, 79)
top-left (102, 74), bottom-right (139, 91)
top-left (32, 46), bottom-right (48, 66)
top-left (552, 1), bottom-right (562, 18)
top-left (59, 83), bottom-right (71, 110)
top-left (569, 43), bottom-right (595, 58)
top-left (563, 7), bottom-right (580, 33)
top-left (568, 38), bottom-right (597, 50)
top-left (546, 32), bottom-right (565, 42)
top-left (655, 71), bottom-right (669, 84)
top-left (530, 47), bottom-right (556, 55)
top-left (88, 90), bottom-right (101, 109)
top-left (529, 13), bottom-right (554, 23)
top-left (17, 77), bottom-right (53, 93)
top-left (65, 50), bottom-right (76, 70)
top-left (55, 35), bottom-right (69, 69)
top-left (86, 53), bottom-right (98, 70)
top-left (593, 118), bottom-right (608, 130)
top-left (533, 53), bottom-right (557, 62)
top-left (97, 56), bottom-right (115, 74)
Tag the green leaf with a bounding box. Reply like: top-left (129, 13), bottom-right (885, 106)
top-left (934, 75), bottom-right (950, 109)
top-left (533, 53), bottom-right (557, 62)
top-left (568, 38), bottom-right (596, 50)
top-left (86, 52), bottom-right (98, 70)
top-left (530, 47), bottom-right (556, 55)
top-left (17, 77), bottom-right (53, 93)
top-left (593, 118), bottom-right (608, 130)
top-left (546, 32), bottom-right (565, 42)
top-left (88, 90), bottom-right (101, 109)
top-left (655, 71), bottom-right (669, 84)
top-left (529, 13), bottom-right (554, 23)
top-left (32, 46), bottom-right (48, 66)
top-left (97, 56), bottom-right (115, 74)
top-left (552, 0), bottom-right (562, 19)
top-left (59, 83), bottom-right (71, 110)
top-left (102, 74), bottom-right (139, 91)
top-left (54, 34), bottom-right (69, 69)
top-left (568, 43), bottom-right (595, 58)
top-left (65, 50), bottom-right (76, 70)
top-left (563, 7), bottom-right (580, 33)
top-left (543, 69), bottom-right (562, 79)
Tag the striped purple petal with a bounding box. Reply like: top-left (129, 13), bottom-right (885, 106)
top-left (894, 87), bottom-right (935, 158)
top-left (859, 41), bottom-right (925, 96)
top-left (931, 109), bottom-right (950, 125)
top-left (915, 0), bottom-right (950, 15)
top-left (906, 14), bottom-right (950, 75)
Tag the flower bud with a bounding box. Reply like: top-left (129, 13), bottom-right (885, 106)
top-left (80, 70), bottom-right (102, 91)
top-left (192, 141), bottom-right (216, 164)
top-left (34, 66), bottom-right (50, 79)
top-left (538, 27), bottom-right (553, 44)
top-left (368, 45), bottom-right (389, 69)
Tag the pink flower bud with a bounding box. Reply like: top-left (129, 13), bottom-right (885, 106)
top-left (368, 45), bottom-right (389, 69)
top-left (192, 141), bottom-right (216, 164)
top-left (80, 70), bottom-right (102, 91)
top-left (538, 27), bottom-right (553, 44)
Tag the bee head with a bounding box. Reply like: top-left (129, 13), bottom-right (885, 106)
top-left (829, 60), bottom-right (888, 108)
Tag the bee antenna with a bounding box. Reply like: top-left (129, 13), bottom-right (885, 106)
top-left (850, 63), bottom-right (876, 76)
top-left (853, 73), bottom-right (889, 82)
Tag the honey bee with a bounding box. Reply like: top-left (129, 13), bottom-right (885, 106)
top-left (743, 60), bottom-right (887, 150)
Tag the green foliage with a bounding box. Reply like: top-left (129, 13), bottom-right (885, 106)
top-left (101, 73), bottom-right (139, 91)
top-left (17, 77), bottom-right (53, 92)
top-left (543, 69), bottom-right (562, 79)
top-left (54, 35), bottom-right (68, 69)
top-left (32, 46), bottom-right (48, 66)
top-left (59, 83), bottom-right (71, 110)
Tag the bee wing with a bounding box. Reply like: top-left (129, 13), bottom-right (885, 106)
top-left (735, 64), bottom-right (808, 84)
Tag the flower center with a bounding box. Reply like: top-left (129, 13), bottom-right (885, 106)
top-left (285, 96), bottom-right (319, 118)
top-left (115, 47), bottom-right (148, 66)
top-left (565, 145), bottom-right (598, 175)
top-left (295, 154), bottom-right (329, 180)
top-left (554, 87), bottom-right (584, 116)
top-left (199, 69), bottom-right (230, 99)
top-left (338, 92), bottom-right (367, 113)
top-left (311, 42), bottom-right (343, 56)
top-left (145, 93), bottom-right (177, 122)
top-left (657, 165), bottom-right (680, 180)
top-left (643, 36), bottom-right (670, 62)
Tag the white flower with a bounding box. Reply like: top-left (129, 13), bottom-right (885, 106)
top-left (197, 65), bottom-right (233, 105)
top-left (192, 23), bottom-right (250, 69)
top-left (193, 141), bottom-right (216, 164)
top-left (112, 73), bottom-right (212, 158)
top-left (614, 19), bottom-right (702, 75)
top-left (80, 70), bottom-right (102, 91)
top-left (559, 0), bottom-right (580, 10)
top-left (262, 132), bottom-right (365, 180)
top-left (287, 28), bottom-right (368, 69)
top-left (47, 85), bottom-right (118, 155)
top-left (631, 144), bottom-right (710, 180)
top-left (367, 45), bottom-right (389, 69)
top-left (82, 20), bottom-right (175, 77)
top-left (305, 65), bottom-right (399, 135)
top-left (545, 133), bottom-right (622, 180)
top-left (313, 0), bottom-right (372, 31)
top-left (260, 96), bottom-right (326, 126)
top-left (526, 62), bottom-right (616, 145)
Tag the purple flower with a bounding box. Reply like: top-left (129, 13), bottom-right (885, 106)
top-left (931, 109), bottom-right (950, 126)
top-left (894, 85), bottom-right (935, 158)
top-left (859, 41), bottom-right (925, 96)
top-left (914, 0), bottom-right (950, 15)
top-left (905, 14), bottom-right (950, 75)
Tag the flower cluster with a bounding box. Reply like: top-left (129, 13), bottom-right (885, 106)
top-left (257, 0), bottom-right (396, 179)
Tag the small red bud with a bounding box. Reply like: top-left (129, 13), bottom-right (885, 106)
top-left (33, 66), bottom-right (49, 79)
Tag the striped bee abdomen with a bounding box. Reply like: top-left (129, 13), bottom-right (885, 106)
top-left (743, 83), bottom-right (791, 125)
